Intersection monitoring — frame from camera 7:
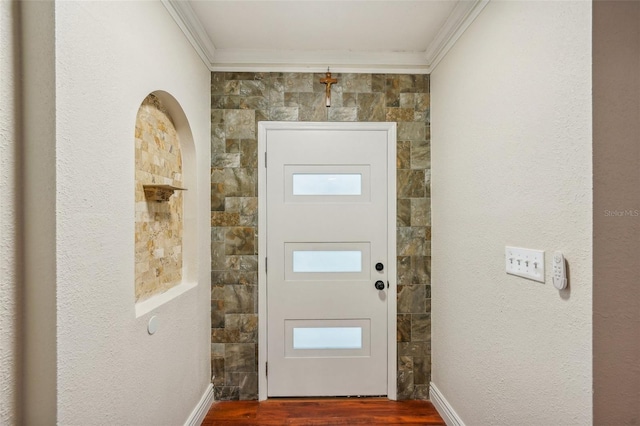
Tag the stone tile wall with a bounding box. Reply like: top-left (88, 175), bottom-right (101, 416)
top-left (135, 94), bottom-right (183, 302)
top-left (211, 72), bottom-right (430, 400)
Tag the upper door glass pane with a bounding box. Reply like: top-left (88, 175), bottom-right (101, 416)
top-left (293, 250), bottom-right (362, 273)
top-left (292, 174), bottom-right (362, 196)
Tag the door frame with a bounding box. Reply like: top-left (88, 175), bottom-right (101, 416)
top-left (257, 121), bottom-right (397, 401)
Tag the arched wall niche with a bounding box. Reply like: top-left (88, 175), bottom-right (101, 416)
top-left (134, 90), bottom-right (197, 311)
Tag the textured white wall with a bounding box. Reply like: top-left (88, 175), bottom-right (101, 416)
top-left (1, 1), bottom-right (21, 423)
top-left (431, 1), bottom-right (592, 424)
top-left (21, 1), bottom-right (211, 424)
top-left (593, 1), bottom-right (640, 423)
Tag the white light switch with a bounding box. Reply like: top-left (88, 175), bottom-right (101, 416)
top-left (505, 246), bottom-right (545, 283)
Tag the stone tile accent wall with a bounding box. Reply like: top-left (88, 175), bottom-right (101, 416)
top-left (135, 94), bottom-right (183, 302)
top-left (211, 72), bottom-right (430, 400)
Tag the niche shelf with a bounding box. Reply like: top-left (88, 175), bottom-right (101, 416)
top-left (143, 184), bottom-right (187, 202)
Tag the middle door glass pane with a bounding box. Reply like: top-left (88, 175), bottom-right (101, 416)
top-left (293, 327), bottom-right (363, 350)
top-left (284, 242), bottom-right (371, 281)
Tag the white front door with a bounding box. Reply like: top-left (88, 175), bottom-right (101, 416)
top-left (258, 122), bottom-right (396, 398)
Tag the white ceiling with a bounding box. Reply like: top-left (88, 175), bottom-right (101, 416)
top-left (163, 0), bottom-right (488, 73)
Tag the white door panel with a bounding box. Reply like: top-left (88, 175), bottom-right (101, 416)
top-left (260, 122), bottom-right (396, 398)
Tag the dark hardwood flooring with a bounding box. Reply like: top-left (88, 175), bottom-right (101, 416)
top-left (202, 398), bottom-right (446, 425)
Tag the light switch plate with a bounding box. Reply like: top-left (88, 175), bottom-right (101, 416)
top-left (505, 246), bottom-right (545, 283)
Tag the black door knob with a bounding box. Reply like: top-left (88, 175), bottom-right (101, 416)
top-left (375, 262), bottom-right (384, 271)
top-left (374, 280), bottom-right (385, 290)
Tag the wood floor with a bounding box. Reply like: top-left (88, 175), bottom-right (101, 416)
top-left (202, 398), bottom-right (446, 425)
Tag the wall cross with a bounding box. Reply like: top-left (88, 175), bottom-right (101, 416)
top-left (320, 69), bottom-right (338, 107)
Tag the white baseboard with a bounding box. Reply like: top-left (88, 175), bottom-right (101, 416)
top-left (430, 382), bottom-right (465, 426)
top-left (184, 383), bottom-right (214, 426)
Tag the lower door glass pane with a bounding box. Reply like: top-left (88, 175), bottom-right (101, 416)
top-left (293, 327), bottom-right (363, 350)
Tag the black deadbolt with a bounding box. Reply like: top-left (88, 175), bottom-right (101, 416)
top-left (375, 280), bottom-right (385, 290)
top-left (375, 262), bottom-right (384, 272)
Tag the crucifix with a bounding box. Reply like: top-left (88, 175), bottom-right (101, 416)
top-left (320, 68), bottom-right (338, 107)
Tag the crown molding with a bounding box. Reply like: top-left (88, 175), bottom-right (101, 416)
top-left (164, 0), bottom-right (489, 74)
top-left (424, 0), bottom-right (490, 72)
top-left (161, 0), bottom-right (216, 66)
top-left (211, 49), bottom-right (431, 74)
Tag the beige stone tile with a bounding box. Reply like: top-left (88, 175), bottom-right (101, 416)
top-left (341, 73), bottom-right (371, 93)
top-left (225, 227), bottom-right (255, 255)
top-left (398, 227), bottom-right (428, 256)
top-left (224, 285), bottom-right (255, 314)
top-left (212, 153), bottom-right (240, 168)
top-left (224, 342), bottom-right (256, 372)
top-left (398, 122), bottom-right (426, 141)
top-left (224, 168), bottom-right (256, 197)
top-left (397, 141), bottom-right (411, 169)
top-left (397, 256), bottom-right (412, 285)
top-left (225, 110), bottom-right (255, 139)
top-left (225, 314), bottom-right (258, 343)
top-left (397, 198), bottom-right (411, 227)
top-left (225, 139), bottom-right (240, 154)
top-left (342, 92), bottom-right (357, 107)
top-left (411, 314), bottom-right (431, 343)
top-left (211, 300), bottom-right (225, 328)
top-left (386, 108), bottom-right (414, 122)
top-left (239, 96), bottom-right (268, 111)
top-left (224, 80), bottom-right (240, 95)
top-left (411, 198), bottom-right (429, 227)
top-left (269, 76), bottom-right (285, 107)
top-left (238, 373), bottom-right (258, 400)
top-left (211, 109), bottom-right (224, 125)
top-left (415, 93), bottom-right (430, 112)
top-left (283, 73), bottom-right (313, 92)
top-left (397, 285), bottom-right (427, 313)
top-left (298, 92), bottom-right (327, 121)
top-left (269, 106), bottom-right (298, 121)
top-left (225, 72), bottom-right (259, 81)
top-left (397, 314), bottom-right (411, 342)
top-left (284, 92), bottom-right (299, 107)
top-left (400, 93), bottom-right (415, 109)
top-left (412, 384), bottom-right (430, 399)
top-left (412, 256), bottom-right (431, 285)
top-left (357, 93), bottom-right (385, 121)
top-left (397, 169), bottom-right (426, 198)
top-left (398, 341), bottom-right (430, 357)
top-left (212, 242), bottom-right (226, 270)
top-left (372, 74), bottom-right (385, 93)
top-left (211, 168), bottom-right (225, 183)
top-left (211, 72), bottom-right (225, 95)
top-left (211, 212), bottom-right (239, 227)
top-left (239, 80), bottom-right (268, 97)
top-left (240, 140), bottom-right (258, 168)
top-left (328, 107), bottom-right (357, 122)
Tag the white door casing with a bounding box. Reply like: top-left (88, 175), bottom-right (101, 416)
top-left (258, 122), bottom-right (397, 400)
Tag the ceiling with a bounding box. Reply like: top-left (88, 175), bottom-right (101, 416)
top-left (163, 0), bottom-right (488, 73)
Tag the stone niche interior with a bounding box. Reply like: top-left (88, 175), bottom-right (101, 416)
top-left (211, 72), bottom-right (431, 400)
top-left (135, 93), bottom-right (184, 302)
